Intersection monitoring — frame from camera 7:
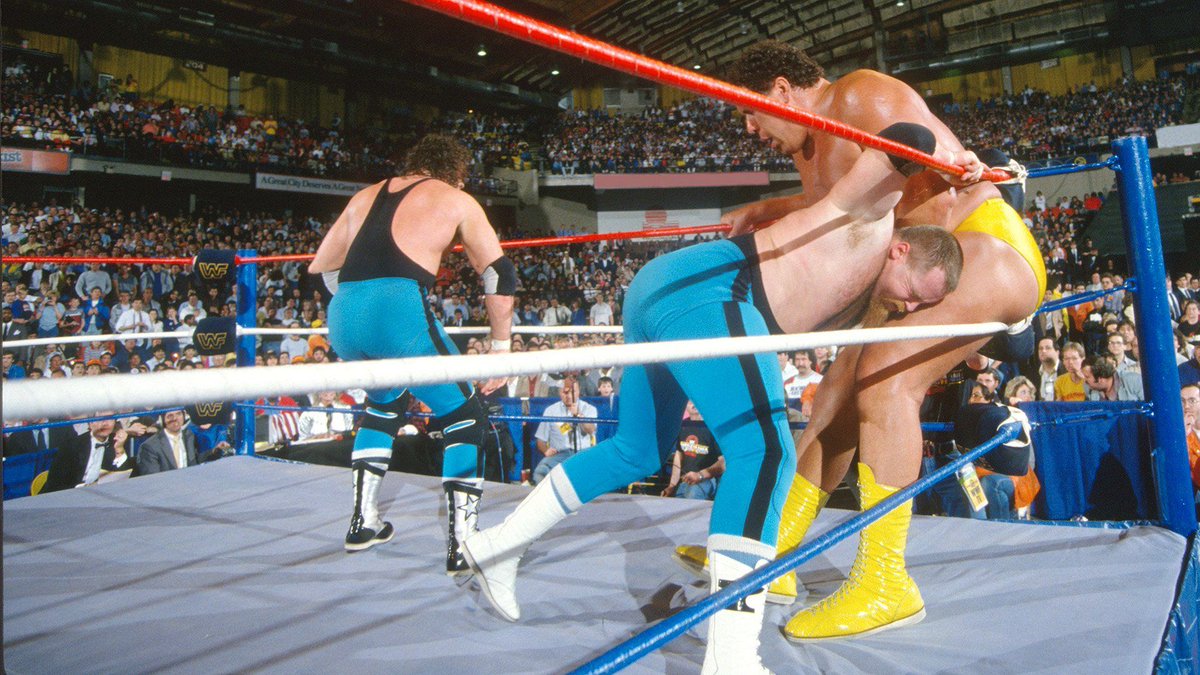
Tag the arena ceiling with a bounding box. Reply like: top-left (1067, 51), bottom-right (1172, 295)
top-left (2, 0), bottom-right (1143, 111)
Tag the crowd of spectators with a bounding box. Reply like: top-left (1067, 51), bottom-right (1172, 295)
top-left (11, 52), bottom-right (1194, 184)
top-left (4, 51), bottom-right (1200, 511)
top-left (938, 74), bottom-right (1196, 160)
top-left (1, 57), bottom-right (534, 183)
top-left (539, 99), bottom-right (795, 174)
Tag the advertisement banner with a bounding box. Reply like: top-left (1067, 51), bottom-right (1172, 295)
top-left (597, 207), bottom-right (721, 234)
top-left (254, 172), bottom-right (370, 196)
top-left (594, 172), bottom-right (769, 190)
top-left (1, 147), bottom-right (70, 175)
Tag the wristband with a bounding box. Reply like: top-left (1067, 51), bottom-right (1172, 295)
top-left (491, 338), bottom-right (511, 351)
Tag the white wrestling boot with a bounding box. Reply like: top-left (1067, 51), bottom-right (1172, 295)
top-left (345, 462), bottom-right (394, 552)
top-left (702, 536), bottom-right (775, 675)
top-left (462, 465), bottom-right (578, 622)
top-left (445, 480), bottom-right (482, 576)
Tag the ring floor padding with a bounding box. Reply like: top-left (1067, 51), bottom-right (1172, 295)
top-left (4, 456), bottom-right (1184, 674)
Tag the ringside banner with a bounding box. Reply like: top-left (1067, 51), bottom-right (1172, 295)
top-left (1, 147), bottom-right (70, 175)
top-left (254, 172), bottom-right (370, 196)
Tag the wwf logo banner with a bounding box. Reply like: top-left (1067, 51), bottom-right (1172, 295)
top-left (186, 401), bottom-right (232, 425)
top-left (193, 249), bottom-right (236, 286)
top-left (193, 317), bottom-right (237, 355)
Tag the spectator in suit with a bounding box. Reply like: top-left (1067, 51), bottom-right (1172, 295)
top-left (2, 418), bottom-right (72, 457)
top-left (2, 306), bottom-right (32, 367)
top-left (1167, 274), bottom-right (1184, 322)
top-left (1025, 336), bottom-right (1064, 401)
top-left (136, 409), bottom-right (202, 475)
top-left (44, 416), bottom-right (134, 491)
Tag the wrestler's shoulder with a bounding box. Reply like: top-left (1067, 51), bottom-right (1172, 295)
top-left (829, 69), bottom-right (911, 95)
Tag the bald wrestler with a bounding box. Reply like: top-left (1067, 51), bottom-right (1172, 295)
top-left (462, 128), bottom-right (970, 672)
top-left (310, 134), bottom-right (515, 574)
top-left (675, 41), bottom-right (1044, 642)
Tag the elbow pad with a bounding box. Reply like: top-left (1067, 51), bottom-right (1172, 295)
top-left (481, 255), bottom-right (517, 296)
top-left (877, 122), bottom-right (936, 177)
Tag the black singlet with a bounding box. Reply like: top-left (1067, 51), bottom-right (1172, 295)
top-left (339, 178), bottom-right (437, 287)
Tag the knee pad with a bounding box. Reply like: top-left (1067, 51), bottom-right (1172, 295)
top-left (428, 394), bottom-right (490, 450)
top-left (361, 391), bottom-right (414, 437)
top-left (956, 403), bottom-right (1032, 476)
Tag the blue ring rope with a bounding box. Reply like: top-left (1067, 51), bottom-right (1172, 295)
top-left (3, 407), bottom-right (184, 434)
top-left (231, 402), bottom-right (955, 432)
top-left (571, 422), bottom-right (1022, 675)
top-left (1024, 156), bottom-right (1119, 178)
top-left (1037, 281), bottom-right (1136, 315)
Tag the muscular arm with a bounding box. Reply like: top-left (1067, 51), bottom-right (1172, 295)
top-left (768, 146), bottom-right (908, 245)
top-left (309, 186), bottom-right (374, 274)
top-left (459, 198), bottom-right (514, 342)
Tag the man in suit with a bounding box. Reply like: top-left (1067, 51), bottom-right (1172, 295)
top-left (3, 418), bottom-right (72, 457)
top-left (1168, 274), bottom-right (1186, 322)
top-left (44, 417), bottom-right (134, 492)
top-left (136, 409), bottom-right (202, 475)
top-left (1021, 336), bottom-right (1067, 401)
top-left (2, 306), bottom-right (32, 369)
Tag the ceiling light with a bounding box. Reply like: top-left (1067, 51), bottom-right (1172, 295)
top-left (476, 45), bottom-right (488, 57)
top-left (693, 64), bottom-right (702, 70)
top-left (551, 69), bottom-right (560, 75)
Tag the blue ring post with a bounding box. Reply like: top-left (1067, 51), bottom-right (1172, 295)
top-left (1111, 137), bottom-right (1195, 537)
top-left (235, 249), bottom-right (258, 456)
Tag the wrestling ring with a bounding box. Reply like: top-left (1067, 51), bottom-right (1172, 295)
top-left (4, 0), bottom-right (1197, 672)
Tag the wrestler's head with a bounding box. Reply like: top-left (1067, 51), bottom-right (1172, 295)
top-left (728, 40), bottom-right (824, 155)
top-left (404, 134), bottom-right (470, 188)
top-left (873, 225), bottom-right (963, 314)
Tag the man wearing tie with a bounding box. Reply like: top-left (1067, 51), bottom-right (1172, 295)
top-left (44, 417), bottom-right (134, 491)
top-left (136, 409), bottom-right (201, 475)
top-left (2, 418), bottom-right (69, 456)
top-left (1168, 274), bottom-right (1184, 323)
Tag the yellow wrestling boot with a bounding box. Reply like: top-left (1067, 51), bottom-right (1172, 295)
top-left (671, 475), bottom-right (828, 606)
top-left (783, 463), bottom-right (924, 642)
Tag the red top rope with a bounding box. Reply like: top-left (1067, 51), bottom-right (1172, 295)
top-left (3, 223), bottom-right (740, 267)
top-left (401, 0), bottom-right (1011, 184)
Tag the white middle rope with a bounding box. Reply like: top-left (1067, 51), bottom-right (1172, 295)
top-left (3, 321), bottom-right (1006, 422)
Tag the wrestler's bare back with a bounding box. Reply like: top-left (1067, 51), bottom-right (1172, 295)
top-left (751, 70), bottom-right (998, 333)
top-left (310, 177), bottom-right (494, 276)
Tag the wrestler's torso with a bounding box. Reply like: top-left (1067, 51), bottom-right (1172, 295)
top-left (752, 207), bottom-right (889, 334)
top-left (310, 176), bottom-right (463, 279)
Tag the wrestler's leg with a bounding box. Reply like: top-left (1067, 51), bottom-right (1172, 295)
top-left (785, 233), bottom-right (1039, 640)
top-left (406, 319), bottom-right (496, 575)
top-left (661, 301), bottom-right (793, 674)
top-left (794, 344), bottom-right (862, 493)
top-left (463, 362), bottom-right (687, 621)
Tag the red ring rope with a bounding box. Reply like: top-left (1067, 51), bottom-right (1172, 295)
top-left (401, 0), bottom-right (1011, 183)
top-left (3, 223), bottom-right (744, 267)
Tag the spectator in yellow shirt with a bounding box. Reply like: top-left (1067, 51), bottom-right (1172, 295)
top-left (1054, 342), bottom-right (1088, 402)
